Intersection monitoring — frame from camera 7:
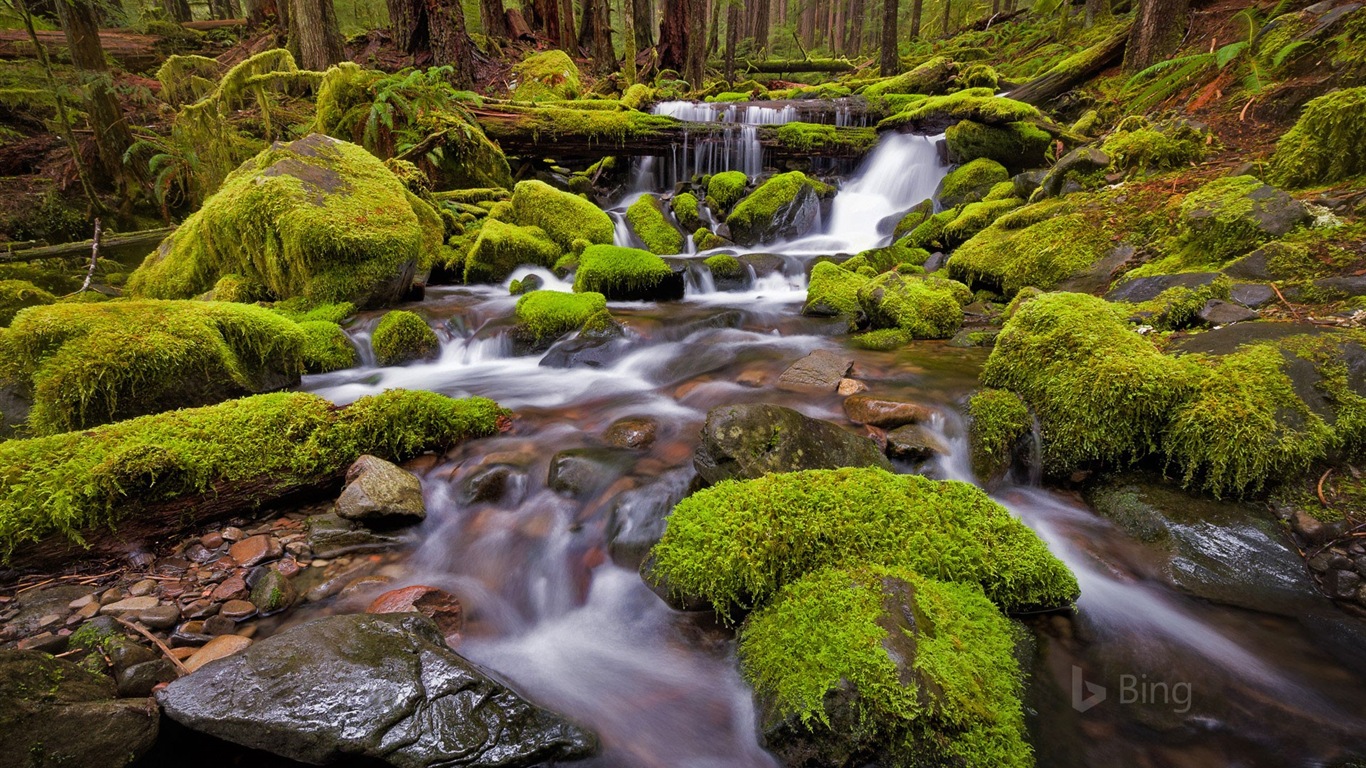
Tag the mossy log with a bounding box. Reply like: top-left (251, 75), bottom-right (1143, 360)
top-left (1007, 26), bottom-right (1131, 106)
top-left (1, 227), bottom-right (175, 264)
top-left (733, 58), bottom-right (858, 74)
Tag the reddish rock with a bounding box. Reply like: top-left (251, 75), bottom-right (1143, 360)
top-left (367, 586), bottom-right (464, 641)
top-left (220, 600), bottom-right (256, 620)
top-left (842, 395), bottom-right (936, 428)
top-left (229, 535), bottom-right (282, 567)
top-left (200, 531), bottom-right (224, 549)
top-left (210, 576), bottom-right (248, 603)
top-left (183, 635), bottom-right (252, 672)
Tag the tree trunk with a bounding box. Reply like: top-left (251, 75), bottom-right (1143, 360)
top-left (55, 0), bottom-right (133, 191)
top-left (622, 0), bottom-right (637, 83)
top-left (634, 0), bottom-right (654, 49)
top-left (426, 0), bottom-right (476, 85)
top-left (706, 0), bottom-right (720, 58)
top-left (1125, 0), bottom-right (1186, 69)
top-left (845, 0), bottom-right (863, 55)
top-left (692, 0), bottom-right (708, 82)
top-left (481, 0), bottom-right (508, 36)
top-left (753, 0), bottom-right (769, 54)
top-left (1085, 0), bottom-right (1109, 27)
top-left (940, 0), bottom-right (950, 36)
top-left (909, 0), bottom-right (922, 38)
top-left (162, 0), bottom-right (192, 22)
top-left (289, 0), bottom-right (345, 70)
top-left (724, 0), bottom-right (740, 82)
top-left (658, 0), bottom-right (687, 73)
top-left (579, 0), bottom-right (615, 73)
top-left (879, 0), bottom-right (897, 75)
top-left (245, 0), bottom-right (280, 26)
top-left (557, 0), bottom-right (577, 48)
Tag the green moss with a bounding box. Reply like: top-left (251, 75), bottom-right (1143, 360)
top-left (297, 319), bottom-right (357, 373)
top-left (849, 243), bottom-right (931, 273)
top-left (940, 158), bottom-right (1011, 208)
top-left (1102, 127), bottom-right (1207, 175)
top-left (514, 289), bottom-right (609, 344)
top-left (948, 211), bottom-right (1113, 296)
top-left (707, 171), bottom-right (749, 213)
top-left (211, 273), bottom-right (272, 303)
top-left (850, 328), bottom-right (911, 350)
top-left (857, 271), bottom-right (971, 339)
top-left (775, 122), bottom-right (879, 154)
top-left (572, 244), bottom-right (674, 298)
top-left (511, 50), bottom-right (582, 101)
top-left (671, 192), bottom-right (702, 232)
top-left (626, 194), bottom-right (685, 255)
top-left (0, 390), bottom-right (505, 560)
top-left (620, 83), bottom-right (655, 110)
top-left (740, 566), bottom-right (1031, 768)
top-left (944, 120), bottom-right (1051, 172)
top-left (0, 280), bottom-right (55, 327)
top-left (1, 300), bottom-right (311, 435)
top-left (1158, 175), bottom-right (1304, 269)
top-left (726, 171), bottom-right (834, 245)
top-left (462, 219), bottom-right (562, 284)
top-left (968, 388), bottom-right (1031, 481)
top-left (944, 198), bottom-right (1023, 244)
top-left (957, 63), bottom-right (1001, 90)
top-left (509, 180), bottom-right (614, 252)
top-left (1269, 87), bottom-right (1366, 188)
top-left (803, 261), bottom-right (870, 317)
top-left (892, 199), bottom-right (936, 240)
top-left (860, 56), bottom-right (957, 100)
top-left (879, 89), bottom-right (1041, 132)
top-left (695, 228), bottom-right (728, 250)
top-left (904, 209), bottom-right (960, 251)
top-left (648, 466), bottom-right (1079, 614)
top-left (1123, 276), bottom-right (1231, 330)
top-left (704, 253), bottom-right (744, 280)
top-left (127, 135), bottom-right (439, 309)
top-left (371, 310), bottom-right (438, 366)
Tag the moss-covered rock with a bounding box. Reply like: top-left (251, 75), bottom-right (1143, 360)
top-left (694, 228), bottom-right (730, 250)
top-left (210, 273), bottom-right (272, 303)
top-left (647, 466), bottom-right (1079, 613)
top-left (968, 388), bottom-right (1032, 483)
top-left (670, 192), bottom-right (703, 232)
top-left (891, 198), bottom-right (936, 240)
top-left (371, 310), bottom-right (439, 366)
top-left (462, 219), bottom-right (562, 284)
top-left (508, 180), bottom-right (614, 252)
top-left (774, 123), bottom-right (879, 154)
top-left (943, 197), bottom-right (1024, 244)
top-left (944, 120), bottom-right (1051, 173)
top-left (878, 89), bottom-right (1042, 133)
top-left (573, 244), bottom-right (684, 301)
top-left (0, 300), bottom-right (310, 435)
top-left (726, 171), bottom-right (834, 246)
top-left (297, 319), bottom-right (357, 373)
top-left (860, 56), bottom-right (958, 100)
top-left (856, 271), bottom-right (971, 339)
top-left (803, 261), bottom-right (869, 317)
top-left (903, 208), bottom-right (960, 251)
top-left (1101, 123), bottom-right (1208, 175)
top-left (706, 171), bottom-right (749, 213)
top-left (947, 204), bottom-right (1114, 296)
top-left (939, 158), bottom-right (1011, 208)
top-left (742, 566), bottom-right (1031, 768)
top-left (511, 50), bottom-right (582, 101)
top-left (128, 134), bottom-right (440, 309)
top-left (1269, 86), bottom-right (1366, 188)
top-left (0, 390), bottom-right (505, 560)
top-left (513, 290), bottom-right (611, 348)
top-left (703, 253), bottom-right (746, 289)
top-left (626, 194), bottom-right (685, 254)
top-left (1160, 175), bottom-right (1312, 269)
top-left (0, 280), bottom-right (55, 326)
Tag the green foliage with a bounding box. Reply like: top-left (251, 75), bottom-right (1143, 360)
top-left (957, 63), bottom-right (1001, 90)
top-left (620, 83), bottom-right (655, 110)
top-left (371, 310), bottom-right (438, 366)
top-left (860, 56), bottom-right (957, 100)
top-left (1123, 276), bottom-right (1232, 330)
top-left (211, 273), bottom-right (271, 303)
top-left (572, 244), bottom-right (674, 296)
top-left (650, 466), bottom-right (1079, 615)
top-left (707, 171), bottom-right (749, 213)
top-left (0, 390), bottom-right (504, 559)
top-left (1101, 125), bottom-right (1208, 175)
top-left (514, 290), bottom-right (609, 344)
top-left (0, 281), bottom-right (55, 327)
top-left (968, 388), bottom-right (1032, 481)
top-left (509, 180), bottom-right (614, 251)
top-left (463, 219), bottom-right (563, 284)
top-left (1269, 87), bottom-right (1366, 187)
top-left (511, 50), bottom-right (582, 101)
top-left (626, 194), bottom-right (685, 254)
top-left (857, 271), bottom-right (972, 339)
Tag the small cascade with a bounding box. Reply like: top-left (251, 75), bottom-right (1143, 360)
top-left (635, 100), bottom-right (802, 190)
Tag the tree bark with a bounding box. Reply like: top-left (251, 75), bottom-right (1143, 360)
top-left (909, 0), bottom-right (922, 38)
top-left (706, 0), bottom-right (720, 58)
top-left (557, 0), bottom-right (577, 48)
top-left (879, 0), bottom-right (897, 74)
top-left (481, 0), bottom-right (508, 36)
top-left (623, 0), bottom-right (637, 83)
top-left (753, 0), bottom-right (769, 54)
top-left (1126, 0), bottom-right (1186, 69)
top-left (55, 0), bottom-right (134, 191)
top-left (940, 0), bottom-right (950, 36)
top-left (289, 0), bottom-right (345, 70)
top-left (845, 0), bottom-right (863, 55)
top-left (658, 0), bottom-right (687, 73)
top-left (245, 0), bottom-right (279, 26)
top-left (1085, 0), bottom-right (1109, 27)
top-left (634, 0), bottom-right (654, 50)
top-left (579, 0), bottom-right (615, 73)
top-left (387, 0), bottom-right (475, 87)
top-left (724, 0), bottom-right (740, 82)
top-left (692, 0), bottom-right (709, 82)
top-left (162, 0), bottom-right (192, 22)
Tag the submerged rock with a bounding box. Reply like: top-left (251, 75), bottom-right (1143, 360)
top-left (158, 613), bottom-right (596, 767)
top-left (693, 403), bottom-right (891, 485)
top-left (776, 349), bottom-right (853, 392)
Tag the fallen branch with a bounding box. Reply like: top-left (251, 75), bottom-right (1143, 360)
top-left (1, 226), bottom-right (173, 263)
top-left (76, 218), bottom-right (101, 294)
top-left (116, 617), bottom-right (191, 676)
top-left (1318, 468), bottom-right (1333, 506)
top-left (1008, 25), bottom-right (1132, 106)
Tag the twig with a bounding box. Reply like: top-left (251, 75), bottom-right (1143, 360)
top-left (1239, 97), bottom-right (1255, 122)
top-left (78, 218), bottom-right (100, 293)
top-left (1270, 282), bottom-right (1302, 320)
top-left (1318, 468), bottom-right (1333, 506)
top-left (16, 577), bottom-right (56, 594)
top-left (116, 617), bottom-right (191, 676)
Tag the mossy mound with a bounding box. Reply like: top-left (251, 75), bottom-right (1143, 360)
top-left (704, 253), bottom-right (744, 280)
top-left (943, 197), bottom-right (1024, 244)
top-left (968, 388), bottom-right (1032, 482)
top-left (511, 50), bottom-right (582, 101)
top-left (879, 89), bottom-right (1042, 132)
top-left (726, 171), bottom-right (834, 246)
top-left (707, 171), bottom-right (749, 213)
top-left (572, 244), bottom-right (682, 301)
top-left (0, 280), bottom-right (55, 326)
top-left (944, 120), bottom-right (1051, 173)
top-left (626, 194), bottom-right (685, 255)
top-left (670, 192), bottom-right (703, 232)
top-left (1269, 86), bottom-right (1366, 188)
top-left (903, 208), bottom-right (960, 251)
top-left (775, 123), bottom-right (879, 154)
top-left (508, 180), bottom-right (614, 252)
top-left (127, 134), bottom-right (441, 309)
top-left (1164, 175), bottom-right (1311, 268)
top-left (947, 204), bottom-right (1114, 296)
top-left (297, 319), bottom-right (357, 373)
top-left (463, 219), bottom-right (563, 284)
top-left (1101, 124), bottom-right (1207, 175)
top-left (0, 390), bottom-right (505, 560)
top-left (939, 158), bottom-right (1011, 208)
top-left (211, 273), bottom-right (272, 303)
top-left (857, 271), bottom-right (972, 339)
top-left (891, 199), bottom-right (936, 240)
top-left (742, 566), bottom-right (1031, 768)
top-left (648, 466), bottom-right (1079, 614)
top-left (860, 56), bottom-right (958, 100)
top-left (0, 300), bottom-right (311, 435)
top-left (372, 310), bottom-right (439, 366)
top-left (1120, 275), bottom-right (1232, 331)
top-left (514, 290), bottom-right (610, 346)
top-left (803, 261), bottom-right (870, 317)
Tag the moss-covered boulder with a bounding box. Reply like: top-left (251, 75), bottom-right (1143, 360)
top-left (947, 202), bottom-right (1115, 296)
top-left (648, 466), bottom-right (1079, 613)
top-left (463, 219), bottom-right (563, 284)
top-left (890, 198), bottom-right (936, 240)
top-left (945, 120), bottom-right (1051, 173)
top-left (572, 244), bottom-right (685, 301)
top-left (943, 197), bottom-right (1024, 244)
top-left (511, 50), bottom-right (582, 101)
top-left (1269, 86), bottom-right (1366, 188)
top-left (703, 253), bottom-right (747, 290)
top-left (803, 261), bottom-right (870, 317)
top-left (1101, 122), bottom-right (1208, 175)
top-left (513, 290), bottom-right (612, 349)
top-left (878, 89), bottom-right (1042, 133)
top-left (967, 388), bottom-right (1032, 483)
top-left (726, 171), bottom-right (834, 246)
top-left (742, 567), bottom-right (1031, 768)
top-left (939, 158), bottom-right (1010, 208)
top-left (0, 300), bottom-right (310, 435)
top-left (297, 319), bottom-right (357, 373)
top-left (1174, 175), bottom-right (1311, 265)
top-left (0, 390), bottom-right (505, 563)
top-left (626, 194), bottom-right (685, 254)
top-left (857, 271), bottom-right (972, 339)
top-left (128, 134), bottom-right (441, 309)
top-left (670, 192), bottom-right (703, 232)
top-left (0, 279), bottom-right (55, 326)
top-left (706, 171), bottom-right (749, 213)
top-left (508, 180), bottom-right (614, 252)
top-left (371, 310), bottom-right (439, 366)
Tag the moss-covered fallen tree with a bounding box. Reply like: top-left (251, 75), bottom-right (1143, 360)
top-left (0, 390), bottom-right (505, 565)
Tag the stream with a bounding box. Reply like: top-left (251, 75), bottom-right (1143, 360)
top-left (296, 104), bottom-right (1366, 767)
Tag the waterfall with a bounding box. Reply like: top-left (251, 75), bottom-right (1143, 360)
top-left (633, 100), bottom-right (802, 191)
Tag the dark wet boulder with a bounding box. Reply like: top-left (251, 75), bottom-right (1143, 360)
top-left (548, 447), bottom-right (635, 498)
top-left (694, 403), bottom-right (891, 485)
top-left (604, 416), bottom-right (658, 450)
top-left (157, 613), bottom-right (597, 767)
top-left (1104, 272), bottom-right (1223, 303)
top-left (726, 172), bottom-right (834, 246)
top-left (606, 469), bottom-right (693, 569)
top-left (1197, 299), bottom-right (1259, 326)
top-left (0, 650), bottom-right (159, 768)
top-left (305, 511), bottom-right (406, 559)
top-left (1177, 175), bottom-right (1310, 262)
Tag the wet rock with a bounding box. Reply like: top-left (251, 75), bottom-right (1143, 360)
top-left (136, 603), bottom-right (181, 630)
top-left (17, 632), bottom-right (66, 653)
top-left (7, 585), bottom-right (95, 637)
top-left (182, 634), bottom-right (253, 673)
top-left (0, 650), bottom-right (159, 767)
top-left (228, 534), bottom-right (283, 567)
top-left (210, 576), bottom-right (248, 602)
top-left (1040, 147), bottom-right (1109, 198)
top-left (843, 395), bottom-right (936, 429)
top-left (367, 585), bottom-right (465, 641)
top-left (336, 455), bottom-right (426, 524)
top-left (158, 613), bottom-right (597, 767)
top-left (885, 424), bottom-right (949, 461)
top-left (99, 596), bottom-right (159, 616)
top-left (1197, 299), bottom-right (1259, 326)
top-left (1183, 177), bottom-right (1310, 245)
top-left (776, 349), bottom-right (854, 393)
top-left (606, 469), bottom-right (693, 569)
top-left (116, 658), bottom-right (177, 698)
top-left (461, 463), bottom-right (526, 505)
top-left (1326, 569), bottom-right (1362, 600)
top-left (836, 378), bottom-right (868, 396)
top-left (220, 600), bottom-right (256, 620)
top-left (1290, 509), bottom-right (1339, 546)
top-left (604, 416), bottom-right (658, 450)
top-left (249, 569), bottom-right (297, 615)
top-left (1312, 275), bottom-right (1366, 299)
top-left (1105, 272), bottom-right (1222, 304)
top-left (548, 448), bottom-right (635, 499)
top-left (538, 329), bottom-right (631, 369)
top-left (1230, 283), bottom-right (1276, 308)
top-left (736, 369), bottom-right (767, 388)
top-left (127, 579), bottom-right (157, 597)
top-left (694, 403), bottom-right (892, 485)
top-left (306, 512), bottom-right (405, 559)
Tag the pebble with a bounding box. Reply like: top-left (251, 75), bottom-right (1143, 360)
top-left (220, 600), bottom-right (257, 620)
top-left (221, 526), bottom-right (246, 542)
top-left (229, 534), bottom-right (283, 567)
top-left (68, 593), bottom-right (97, 610)
top-left (169, 647), bottom-right (197, 661)
top-left (274, 558), bottom-right (302, 579)
top-left (203, 615), bottom-right (236, 636)
top-left (183, 635), bottom-right (253, 673)
top-left (17, 632), bottom-right (65, 653)
top-left (210, 576), bottom-right (249, 602)
top-left (100, 588), bottom-right (127, 605)
top-left (200, 531), bottom-right (224, 549)
top-left (99, 596), bottom-right (160, 615)
top-left (182, 599), bottom-right (219, 619)
top-left (184, 543), bottom-right (216, 564)
top-left (367, 585), bottom-right (464, 641)
top-left (74, 601), bottom-right (101, 620)
top-left (128, 579), bottom-right (158, 597)
top-left (137, 604), bottom-right (181, 630)
top-left (736, 369), bottom-right (766, 388)
top-left (836, 378), bottom-right (868, 396)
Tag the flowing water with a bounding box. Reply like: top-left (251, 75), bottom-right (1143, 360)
top-left (296, 115), bottom-right (1366, 767)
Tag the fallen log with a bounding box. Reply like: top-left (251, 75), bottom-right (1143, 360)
top-left (1007, 25), bottom-right (1131, 106)
top-left (0, 20), bottom-right (237, 70)
top-left (734, 58), bottom-right (858, 74)
top-left (1, 226), bottom-right (173, 264)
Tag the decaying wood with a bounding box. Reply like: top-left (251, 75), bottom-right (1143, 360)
top-left (0, 20), bottom-right (238, 69)
top-left (1008, 26), bottom-right (1131, 106)
top-left (735, 58), bottom-right (858, 73)
top-left (1, 226), bottom-right (173, 263)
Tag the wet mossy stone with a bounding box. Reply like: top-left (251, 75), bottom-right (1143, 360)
top-left (945, 120), bottom-right (1051, 173)
top-left (671, 192), bottom-right (703, 232)
top-left (943, 197), bottom-right (1023, 245)
top-left (704, 253), bottom-right (748, 290)
top-left (508, 179), bottom-right (614, 252)
top-left (513, 289), bottom-right (611, 349)
top-left (572, 244), bottom-right (685, 301)
top-left (0, 390), bottom-right (505, 561)
top-left (877, 89), bottom-right (1041, 133)
top-left (128, 134), bottom-right (441, 309)
top-left (706, 171), bottom-right (749, 213)
top-left (891, 198), bottom-right (936, 240)
top-left (938, 158), bottom-right (1010, 208)
top-left (947, 203), bottom-right (1115, 296)
top-left (297, 319), bottom-right (357, 373)
top-left (726, 171), bottom-right (834, 247)
top-left (743, 567), bottom-right (1032, 768)
top-left (648, 466), bottom-right (1079, 614)
top-left (693, 403), bottom-right (892, 486)
top-left (463, 219), bottom-right (562, 284)
top-left (0, 300), bottom-right (311, 435)
top-left (1037, 146), bottom-right (1109, 198)
top-left (372, 310), bottom-right (439, 366)
top-left (0, 279), bottom-right (55, 326)
top-left (1174, 175), bottom-right (1311, 265)
top-left (860, 56), bottom-right (958, 100)
top-left (857, 271), bottom-right (972, 339)
top-left (968, 388), bottom-right (1032, 483)
top-left (803, 260), bottom-right (869, 318)
top-left (626, 193), bottom-right (685, 254)
top-left (511, 49), bottom-right (582, 101)
top-left (1100, 122), bottom-right (1208, 175)
top-left (1269, 86), bottom-right (1366, 188)
top-left (157, 613), bottom-right (597, 766)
